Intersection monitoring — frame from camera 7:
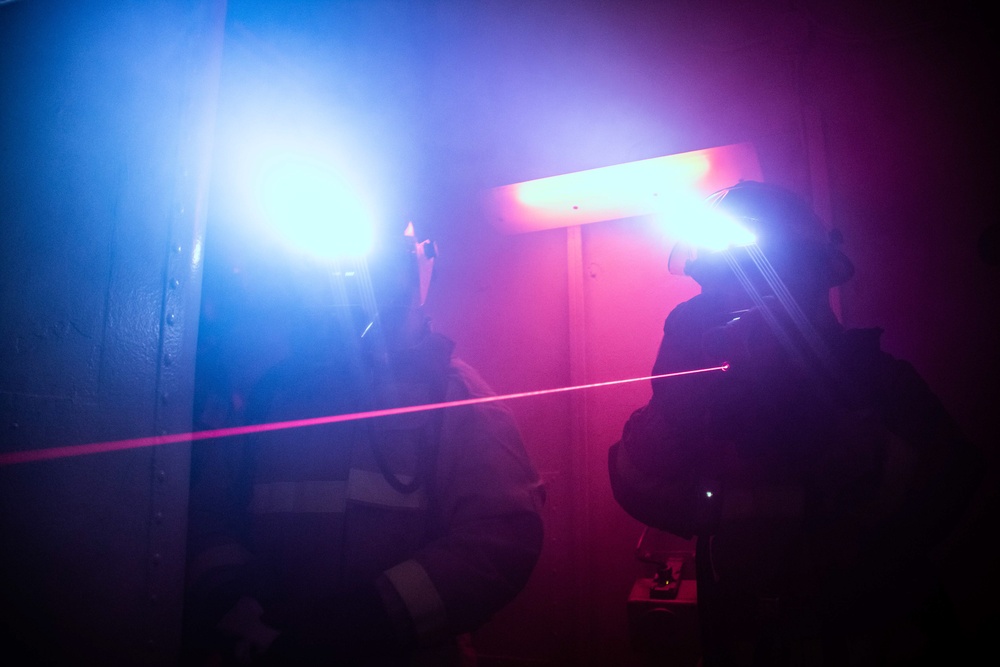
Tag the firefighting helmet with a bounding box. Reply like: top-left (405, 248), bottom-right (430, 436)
top-left (669, 180), bottom-right (854, 290)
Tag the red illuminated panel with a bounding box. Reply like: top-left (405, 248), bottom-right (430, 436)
top-left (486, 143), bottom-right (763, 234)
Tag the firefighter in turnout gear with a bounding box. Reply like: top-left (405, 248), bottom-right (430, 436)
top-left (608, 181), bottom-right (984, 666)
top-left (184, 225), bottom-right (544, 666)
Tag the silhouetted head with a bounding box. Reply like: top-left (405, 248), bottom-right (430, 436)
top-left (676, 181), bottom-right (854, 311)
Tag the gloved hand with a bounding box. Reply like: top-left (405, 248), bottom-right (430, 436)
top-left (212, 596), bottom-right (382, 666)
top-left (252, 581), bottom-right (410, 666)
top-left (182, 563), bottom-right (258, 666)
top-left (701, 299), bottom-right (789, 371)
top-left (215, 596), bottom-right (280, 665)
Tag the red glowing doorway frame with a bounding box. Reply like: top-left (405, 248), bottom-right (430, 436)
top-left (485, 142), bottom-right (763, 235)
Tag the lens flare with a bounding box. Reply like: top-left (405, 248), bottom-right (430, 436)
top-left (681, 209), bottom-right (757, 252)
top-left (256, 151), bottom-right (376, 258)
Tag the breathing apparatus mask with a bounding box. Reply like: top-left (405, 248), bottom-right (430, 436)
top-left (354, 222), bottom-right (437, 354)
top-left (274, 222), bottom-right (438, 365)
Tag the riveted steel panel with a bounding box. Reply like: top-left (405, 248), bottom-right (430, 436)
top-left (0, 1), bottom-right (225, 664)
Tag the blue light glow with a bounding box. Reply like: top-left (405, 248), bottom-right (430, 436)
top-left (255, 151), bottom-right (376, 258)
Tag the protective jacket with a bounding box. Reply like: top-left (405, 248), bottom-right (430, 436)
top-left (609, 292), bottom-right (983, 666)
top-left (185, 331), bottom-right (545, 666)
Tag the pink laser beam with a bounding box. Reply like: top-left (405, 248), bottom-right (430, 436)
top-left (0, 364), bottom-right (728, 466)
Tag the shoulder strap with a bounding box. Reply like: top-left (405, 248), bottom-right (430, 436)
top-left (371, 333), bottom-right (454, 495)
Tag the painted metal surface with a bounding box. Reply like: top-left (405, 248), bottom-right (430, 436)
top-left (0, 2), bottom-right (224, 663)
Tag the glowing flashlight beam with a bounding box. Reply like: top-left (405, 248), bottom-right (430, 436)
top-left (0, 364), bottom-right (728, 466)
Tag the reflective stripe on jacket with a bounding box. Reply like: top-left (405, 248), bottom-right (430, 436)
top-left (186, 335), bottom-right (545, 659)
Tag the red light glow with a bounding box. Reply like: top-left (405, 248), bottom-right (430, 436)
top-left (487, 143), bottom-right (762, 234)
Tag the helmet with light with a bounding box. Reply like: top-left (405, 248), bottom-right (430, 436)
top-left (669, 181), bottom-right (854, 301)
top-left (241, 144), bottom-right (439, 359)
